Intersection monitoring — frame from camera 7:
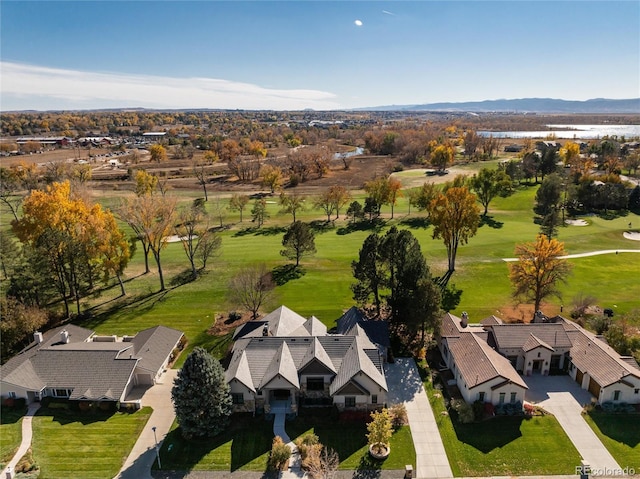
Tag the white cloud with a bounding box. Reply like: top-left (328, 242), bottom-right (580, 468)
top-left (381, 10), bottom-right (395, 16)
top-left (0, 62), bottom-right (342, 111)
top-left (354, 19), bottom-right (363, 26)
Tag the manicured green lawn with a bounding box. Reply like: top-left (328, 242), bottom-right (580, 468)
top-left (159, 410), bottom-right (414, 472)
top-left (0, 407), bottom-right (24, 468)
top-left (424, 381), bottom-right (582, 476)
top-left (31, 406), bottom-right (152, 479)
top-left (584, 412), bottom-right (640, 469)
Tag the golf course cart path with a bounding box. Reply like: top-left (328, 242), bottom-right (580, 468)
top-left (385, 358), bottom-right (453, 479)
top-left (503, 249), bottom-right (640, 262)
top-left (115, 368), bottom-right (178, 479)
top-left (1, 402), bottom-right (40, 478)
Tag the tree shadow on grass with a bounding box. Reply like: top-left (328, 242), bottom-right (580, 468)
top-left (309, 220), bottom-right (336, 234)
top-left (271, 264), bottom-right (306, 286)
top-left (233, 226), bottom-right (259, 237)
top-left (255, 226), bottom-right (287, 236)
top-left (353, 454), bottom-right (383, 479)
top-left (337, 219), bottom-right (385, 236)
top-left (399, 217), bottom-right (430, 230)
top-left (588, 412), bottom-right (640, 447)
top-left (81, 289), bottom-right (169, 329)
top-left (40, 407), bottom-right (117, 426)
top-left (479, 215), bottom-right (504, 229)
top-left (450, 415), bottom-right (526, 453)
top-left (169, 269), bottom-right (197, 287)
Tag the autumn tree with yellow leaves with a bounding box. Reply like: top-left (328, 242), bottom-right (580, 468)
top-left (509, 234), bottom-right (572, 315)
top-left (12, 181), bottom-right (130, 316)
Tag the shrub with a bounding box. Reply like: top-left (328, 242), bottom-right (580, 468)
top-left (78, 401), bottom-right (92, 412)
top-left (295, 433), bottom-right (321, 470)
top-left (13, 397), bottom-right (26, 410)
top-left (388, 403), bottom-right (408, 428)
top-left (450, 399), bottom-right (475, 423)
top-left (472, 400), bottom-right (485, 420)
top-left (367, 408), bottom-right (393, 454)
top-left (268, 436), bottom-right (291, 471)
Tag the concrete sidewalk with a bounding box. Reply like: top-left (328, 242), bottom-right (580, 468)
top-left (525, 375), bottom-right (621, 473)
top-left (385, 358), bottom-right (453, 479)
top-left (1, 402), bottom-right (40, 478)
top-left (115, 368), bottom-right (178, 479)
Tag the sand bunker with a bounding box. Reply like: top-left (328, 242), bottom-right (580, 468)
top-left (164, 235), bottom-right (197, 243)
top-left (623, 231), bottom-right (640, 241)
top-left (565, 219), bottom-right (589, 226)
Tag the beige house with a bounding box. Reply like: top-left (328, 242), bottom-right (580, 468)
top-left (225, 306), bottom-right (388, 415)
top-left (1, 324), bottom-right (183, 406)
top-left (438, 312), bottom-right (640, 407)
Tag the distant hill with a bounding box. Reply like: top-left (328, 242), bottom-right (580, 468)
top-left (357, 98), bottom-right (640, 114)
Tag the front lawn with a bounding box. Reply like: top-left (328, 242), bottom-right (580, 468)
top-left (0, 407), bottom-right (24, 468)
top-left (158, 410), bottom-right (415, 472)
top-left (31, 406), bottom-right (152, 479)
top-left (584, 412), bottom-right (640, 469)
top-left (425, 381), bottom-right (582, 476)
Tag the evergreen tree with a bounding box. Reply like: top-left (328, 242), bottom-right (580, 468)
top-left (281, 221), bottom-right (316, 267)
top-left (171, 347), bottom-right (232, 439)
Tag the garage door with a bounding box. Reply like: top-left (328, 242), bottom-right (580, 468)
top-left (588, 377), bottom-right (601, 398)
top-left (575, 369), bottom-right (584, 387)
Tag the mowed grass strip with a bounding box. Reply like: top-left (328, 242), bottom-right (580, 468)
top-left (583, 412), bottom-right (640, 469)
top-left (425, 381), bottom-right (582, 476)
top-left (31, 407), bottom-right (152, 479)
top-left (0, 407), bottom-right (24, 467)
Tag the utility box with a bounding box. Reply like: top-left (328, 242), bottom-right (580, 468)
top-left (5, 466), bottom-right (14, 479)
top-left (405, 465), bottom-right (413, 479)
top-left (580, 460), bottom-right (590, 479)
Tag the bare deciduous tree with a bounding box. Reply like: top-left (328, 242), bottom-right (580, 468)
top-left (228, 264), bottom-right (274, 319)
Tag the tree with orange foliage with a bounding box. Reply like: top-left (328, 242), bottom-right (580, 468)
top-left (430, 144), bottom-right (454, 172)
top-left (429, 185), bottom-right (480, 281)
top-left (509, 234), bottom-right (572, 315)
top-left (148, 144), bottom-right (167, 163)
top-left (12, 181), bottom-right (130, 316)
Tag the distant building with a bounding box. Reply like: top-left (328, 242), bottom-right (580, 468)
top-left (142, 132), bottom-right (167, 142)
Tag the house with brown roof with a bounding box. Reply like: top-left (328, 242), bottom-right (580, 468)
top-left (438, 312), bottom-right (640, 407)
top-left (225, 305), bottom-right (388, 415)
top-left (0, 324), bottom-right (183, 406)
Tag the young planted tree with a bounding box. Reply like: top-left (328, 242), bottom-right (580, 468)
top-left (228, 264), bottom-right (274, 319)
top-left (367, 408), bottom-right (393, 455)
top-left (281, 221), bottom-right (316, 267)
top-left (171, 347), bottom-right (232, 439)
top-left (509, 234), bottom-right (572, 314)
top-left (387, 178), bottom-right (403, 219)
top-left (429, 185), bottom-right (480, 280)
top-left (469, 167), bottom-right (513, 216)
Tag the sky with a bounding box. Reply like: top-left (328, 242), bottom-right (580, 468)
top-left (1, 0), bottom-right (639, 111)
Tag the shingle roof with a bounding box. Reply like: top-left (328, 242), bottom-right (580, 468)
top-left (336, 307), bottom-right (390, 348)
top-left (448, 333), bottom-right (528, 390)
top-left (329, 336), bottom-right (387, 395)
top-left (291, 316), bottom-right (327, 337)
top-left (336, 307), bottom-right (366, 333)
top-left (299, 338), bottom-right (336, 374)
top-left (261, 305), bottom-right (308, 336)
top-left (260, 342), bottom-right (300, 389)
top-left (480, 315), bottom-right (503, 326)
top-left (225, 350), bottom-right (255, 392)
top-left (490, 323), bottom-right (572, 350)
top-left (130, 325), bottom-right (184, 374)
top-left (522, 333), bottom-right (555, 352)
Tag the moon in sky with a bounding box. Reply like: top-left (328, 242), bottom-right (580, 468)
top-left (354, 19), bottom-right (363, 26)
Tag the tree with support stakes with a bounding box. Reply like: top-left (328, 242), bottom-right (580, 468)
top-left (171, 347), bottom-right (232, 439)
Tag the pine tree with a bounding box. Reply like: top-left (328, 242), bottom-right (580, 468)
top-left (171, 347), bottom-right (232, 439)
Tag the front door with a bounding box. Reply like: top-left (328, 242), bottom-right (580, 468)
top-left (272, 389), bottom-right (290, 400)
top-left (532, 360), bottom-right (543, 374)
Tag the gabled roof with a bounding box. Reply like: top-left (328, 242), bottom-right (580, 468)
top-left (522, 333), bottom-right (555, 352)
top-left (130, 325), bottom-right (184, 374)
top-left (490, 323), bottom-right (572, 350)
top-left (225, 350), bottom-right (256, 392)
top-left (329, 336), bottom-right (387, 395)
top-left (346, 324), bottom-right (378, 350)
top-left (261, 305), bottom-right (307, 337)
top-left (336, 307), bottom-right (390, 348)
top-left (336, 306), bottom-right (366, 334)
top-left (480, 315), bottom-right (503, 326)
top-left (299, 338), bottom-right (336, 374)
top-left (259, 342), bottom-right (300, 389)
top-left (448, 333), bottom-right (528, 390)
top-left (291, 316), bottom-right (327, 337)
top-left (233, 321), bottom-right (267, 340)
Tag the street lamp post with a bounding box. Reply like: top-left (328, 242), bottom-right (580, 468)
top-left (152, 426), bottom-right (161, 469)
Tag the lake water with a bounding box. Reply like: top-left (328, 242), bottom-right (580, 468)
top-left (334, 146), bottom-right (364, 159)
top-left (478, 124), bottom-right (640, 139)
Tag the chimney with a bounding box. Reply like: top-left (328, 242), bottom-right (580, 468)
top-left (34, 331), bottom-right (43, 344)
top-left (60, 330), bottom-right (69, 344)
top-left (461, 312), bottom-right (469, 328)
top-left (262, 324), bottom-right (269, 337)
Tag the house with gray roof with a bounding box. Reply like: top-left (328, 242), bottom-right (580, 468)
top-left (226, 306), bottom-right (387, 415)
top-left (1, 324), bottom-right (183, 406)
top-left (438, 312), bottom-right (640, 407)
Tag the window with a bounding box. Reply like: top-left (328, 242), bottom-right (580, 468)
top-left (499, 393), bottom-right (505, 404)
top-left (478, 392), bottom-right (485, 402)
top-left (345, 397), bottom-right (356, 408)
top-left (613, 390), bottom-right (621, 401)
top-left (54, 389), bottom-right (69, 398)
top-left (232, 393), bottom-right (244, 405)
top-left (635, 389), bottom-right (639, 395)
top-left (510, 392), bottom-right (517, 404)
top-left (307, 377), bottom-right (324, 391)
top-left (7, 392), bottom-right (16, 399)
top-left (372, 395), bottom-right (378, 404)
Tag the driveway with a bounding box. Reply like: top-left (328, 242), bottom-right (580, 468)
top-left (115, 369), bottom-right (178, 479)
top-left (524, 375), bottom-right (621, 473)
top-left (385, 358), bottom-right (453, 479)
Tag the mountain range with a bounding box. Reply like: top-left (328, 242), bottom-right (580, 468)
top-left (356, 98), bottom-right (640, 114)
